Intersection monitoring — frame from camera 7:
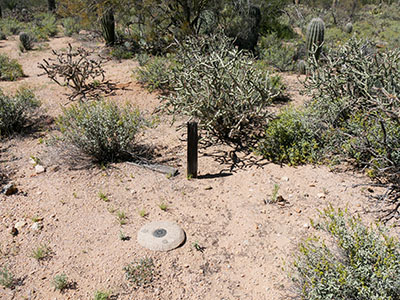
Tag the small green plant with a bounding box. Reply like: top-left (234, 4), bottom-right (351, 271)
top-left (158, 203), bottom-right (168, 211)
top-left (138, 209), bottom-right (148, 218)
top-left (0, 266), bottom-right (14, 289)
top-left (193, 241), bottom-right (205, 252)
top-left (94, 290), bottom-right (111, 300)
top-left (56, 99), bottom-right (147, 162)
top-left (52, 273), bottom-right (68, 291)
top-left (271, 184), bottom-right (280, 203)
top-left (98, 191), bottom-right (109, 202)
top-left (124, 257), bottom-right (155, 287)
top-left (31, 244), bottom-right (51, 261)
top-left (116, 210), bottom-right (127, 225)
top-left (119, 231), bottom-right (130, 241)
top-left (0, 54), bottom-right (24, 81)
top-left (31, 216), bottom-right (42, 222)
top-left (293, 206), bottom-right (400, 299)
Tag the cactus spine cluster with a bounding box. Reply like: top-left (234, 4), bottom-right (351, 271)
top-left (306, 17), bottom-right (325, 61)
top-left (19, 32), bottom-right (34, 51)
top-left (101, 9), bottom-right (115, 46)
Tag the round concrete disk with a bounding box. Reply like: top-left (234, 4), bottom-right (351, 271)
top-left (137, 221), bottom-right (185, 251)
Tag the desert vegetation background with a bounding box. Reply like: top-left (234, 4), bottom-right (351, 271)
top-left (0, 0), bottom-right (399, 299)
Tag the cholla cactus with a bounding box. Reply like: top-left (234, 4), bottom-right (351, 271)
top-left (306, 18), bottom-right (325, 61)
top-left (19, 32), bottom-right (34, 51)
top-left (100, 9), bottom-right (115, 46)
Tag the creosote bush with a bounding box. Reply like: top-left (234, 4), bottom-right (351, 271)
top-left (163, 33), bottom-right (285, 147)
top-left (56, 100), bottom-right (147, 162)
top-left (0, 87), bottom-right (40, 136)
top-left (293, 206), bottom-right (400, 300)
top-left (0, 54), bottom-right (24, 81)
top-left (257, 107), bottom-right (321, 165)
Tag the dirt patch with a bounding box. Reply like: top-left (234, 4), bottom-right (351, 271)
top-left (0, 34), bottom-right (390, 300)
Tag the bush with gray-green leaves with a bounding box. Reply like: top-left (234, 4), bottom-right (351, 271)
top-left (293, 206), bottom-right (400, 300)
top-left (0, 87), bottom-right (40, 136)
top-left (163, 33), bottom-right (285, 147)
top-left (57, 100), bottom-right (147, 162)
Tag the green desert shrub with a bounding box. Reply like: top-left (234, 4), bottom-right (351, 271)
top-left (304, 38), bottom-right (400, 182)
top-left (257, 33), bottom-right (297, 72)
top-left (32, 13), bottom-right (58, 40)
top-left (293, 206), bottom-right (400, 300)
top-left (0, 266), bottom-right (14, 289)
top-left (0, 54), bottom-right (24, 81)
top-left (57, 100), bottom-right (147, 162)
top-left (62, 17), bottom-right (81, 36)
top-left (163, 33), bottom-right (285, 147)
top-left (0, 18), bottom-right (25, 36)
top-left (0, 87), bottom-right (39, 136)
top-left (135, 55), bottom-right (176, 92)
top-left (257, 107), bottom-right (321, 165)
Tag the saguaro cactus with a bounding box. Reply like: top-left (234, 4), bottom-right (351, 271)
top-left (306, 17), bottom-right (325, 61)
top-left (101, 9), bottom-right (115, 46)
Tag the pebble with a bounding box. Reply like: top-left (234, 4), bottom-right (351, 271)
top-left (303, 223), bottom-right (310, 229)
top-left (35, 165), bottom-right (46, 174)
top-left (317, 193), bottom-right (326, 199)
top-left (14, 221), bottom-right (26, 230)
top-left (281, 176), bottom-right (289, 182)
top-left (31, 222), bottom-right (43, 231)
top-left (2, 182), bottom-right (18, 195)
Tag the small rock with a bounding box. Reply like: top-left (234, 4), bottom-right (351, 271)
top-left (204, 186), bottom-right (213, 190)
top-left (14, 221), bottom-right (26, 230)
top-left (10, 227), bottom-right (18, 236)
top-left (303, 223), bottom-right (310, 229)
top-left (317, 193), bottom-right (326, 199)
top-left (2, 182), bottom-right (17, 195)
top-left (367, 188), bottom-right (374, 193)
top-left (35, 165), bottom-right (45, 174)
top-left (281, 176), bottom-right (289, 182)
top-left (50, 165), bottom-right (60, 172)
top-left (31, 222), bottom-right (43, 231)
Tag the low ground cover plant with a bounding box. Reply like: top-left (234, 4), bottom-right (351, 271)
top-left (0, 54), bottom-right (24, 81)
top-left (56, 99), bottom-right (147, 162)
top-left (124, 257), bottom-right (155, 288)
top-left (293, 206), bottom-right (400, 299)
top-left (0, 87), bottom-right (39, 136)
